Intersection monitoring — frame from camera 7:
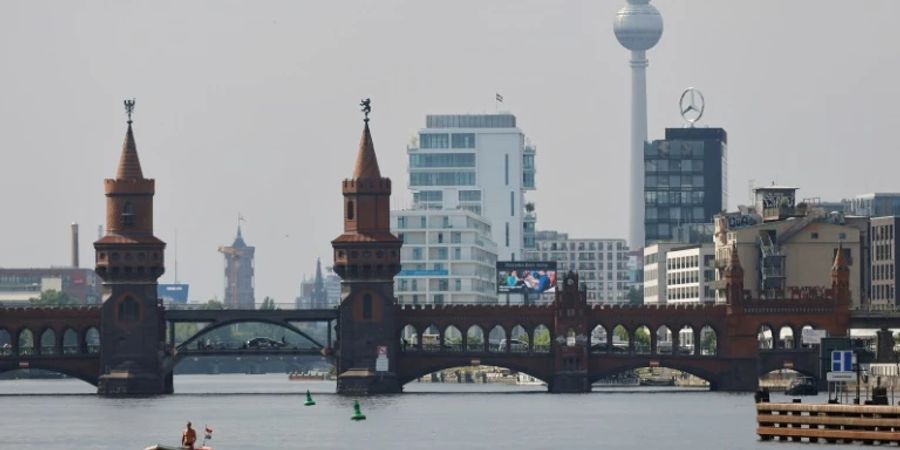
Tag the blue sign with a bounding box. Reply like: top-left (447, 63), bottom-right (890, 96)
top-left (831, 350), bottom-right (853, 372)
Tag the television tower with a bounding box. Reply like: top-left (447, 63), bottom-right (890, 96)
top-left (614, 0), bottom-right (663, 249)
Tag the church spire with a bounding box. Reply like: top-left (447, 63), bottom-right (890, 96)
top-left (116, 99), bottom-right (144, 180)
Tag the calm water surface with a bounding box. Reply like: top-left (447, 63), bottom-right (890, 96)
top-left (0, 374), bottom-right (824, 450)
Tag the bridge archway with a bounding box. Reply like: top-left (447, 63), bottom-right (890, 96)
top-left (0, 367), bottom-right (98, 388)
top-left (62, 328), bottom-right (78, 355)
top-left (589, 362), bottom-right (716, 390)
top-left (590, 325), bottom-right (607, 353)
top-left (18, 329), bottom-right (34, 356)
top-left (533, 324), bottom-right (550, 353)
top-left (85, 327), bottom-right (100, 354)
top-left (401, 324), bottom-right (419, 351)
top-left (510, 325), bottom-right (529, 353)
top-left (0, 328), bottom-right (10, 356)
top-left (778, 326), bottom-right (794, 349)
top-left (444, 325), bottom-right (462, 352)
top-left (699, 325), bottom-right (717, 356)
top-left (758, 325), bottom-right (774, 350)
top-left (176, 319), bottom-right (325, 353)
top-left (399, 361), bottom-right (552, 388)
top-left (678, 325), bottom-right (695, 355)
top-left (488, 325), bottom-right (506, 352)
top-left (40, 329), bottom-right (57, 356)
top-left (634, 326), bottom-right (651, 354)
top-left (656, 325), bottom-right (673, 355)
top-left (612, 324), bottom-right (629, 351)
top-left (422, 324), bottom-right (440, 351)
top-left (466, 325), bottom-right (484, 352)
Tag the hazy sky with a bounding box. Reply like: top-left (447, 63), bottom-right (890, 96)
top-left (1, 1), bottom-right (898, 303)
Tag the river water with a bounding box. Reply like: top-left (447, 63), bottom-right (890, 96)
top-left (0, 374), bottom-right (825, 450)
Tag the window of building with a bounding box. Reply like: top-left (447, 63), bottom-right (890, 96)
top-left (409, 171), bottom-right (476, 186)
top-left (346, 201), bottom-right (354, 220)
top-left (409, 153), bottom-right (475, 168)
top-left (362, 294), bottom-right (372, 319)
top-left (510, 191), bottom-right (515, 216)
top-left (420, 133), bottom-right (450, 149)
top-left (451, 133), bottom-right (475, 148)
top-left (118, 297), bottom-right (139, 322)
top-left (505, 222), bottom-right (510, 247)
top-left (459, 190), bottom-right (481, 202)
top-left (121, 202), bottom-right (136, 226)
top-left (811, 232), bottom-right (819, 239)
top-left (504, 154), bottom-right (509, 185)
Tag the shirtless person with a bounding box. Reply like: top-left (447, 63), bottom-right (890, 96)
top-left (182, 422), bottom-right (197, 449)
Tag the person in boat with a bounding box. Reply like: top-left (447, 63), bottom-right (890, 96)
top-left (182, 422), bottom-right (197, 449)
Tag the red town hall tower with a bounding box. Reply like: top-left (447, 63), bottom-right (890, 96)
top-left (93, 102), bottom-right (170, 395)
top-left (332, 107), bottom-right (404, 394)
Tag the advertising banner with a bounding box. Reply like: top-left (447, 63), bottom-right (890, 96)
top-left (497, 261), bottom-right (557, 294)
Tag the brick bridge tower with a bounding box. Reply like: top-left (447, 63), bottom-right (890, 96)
top-left (551, 272), bottom-right (591, 392)
top-left (332, 104), bottom-right (403, 394)
top-left (93, 101), bottom-right (169, 395)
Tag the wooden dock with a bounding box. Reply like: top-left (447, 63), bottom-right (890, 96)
top-left (757, 402), bottom-right (900, 445)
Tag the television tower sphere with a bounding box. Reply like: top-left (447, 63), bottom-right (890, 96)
top-left (614, 0), bottom-right (664, 52)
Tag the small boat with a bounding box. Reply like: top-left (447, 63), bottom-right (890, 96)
top-left (288, 371), bottom-right (327, 381)
top-left (784, 376), bottom-right (818, 396)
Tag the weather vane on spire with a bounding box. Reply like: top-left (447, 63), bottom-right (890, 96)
top-left (360, 98), bottom-right (372, 123)
top-left (124, 98), bottom-right (136, 124)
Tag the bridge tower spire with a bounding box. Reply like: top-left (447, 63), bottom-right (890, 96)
top-left (93, 100), bottom-right (170, 396)
top-left (332, 100), bottom-right (402, 395)
top-left (724, 242), bottom-right (744, 304)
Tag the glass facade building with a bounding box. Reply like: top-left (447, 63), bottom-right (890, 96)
top-left (644, 128), bottom-right (727, 245)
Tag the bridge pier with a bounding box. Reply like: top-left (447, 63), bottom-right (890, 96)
top-left (337, 370), bottom-right (401, 395)
top-left (548, 371), bottom-right (591, 393)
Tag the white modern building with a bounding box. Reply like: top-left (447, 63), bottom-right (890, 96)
top-left (664, 244), bottom-right (715, 304)
top-left (526, 230), bottom-right (632, 303)
top-left (643, 242), bottom-right (680, 304)
top-left (391, 208), bottom-right (498, 305)
top-left (407, 114), bottom-right (536, 261)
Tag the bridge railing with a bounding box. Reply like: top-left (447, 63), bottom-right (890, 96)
top-left (851, 304), bottom-right (900, 314)
top-left (165, 302), bottom-right (330, 311)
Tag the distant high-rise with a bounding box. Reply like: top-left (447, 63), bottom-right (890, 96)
top-left (614, 0), bottom-right (664, 249)
top-left (219, 225), bottom-right (255, 309)
top-left (644, 128), bottom-right (727, 245)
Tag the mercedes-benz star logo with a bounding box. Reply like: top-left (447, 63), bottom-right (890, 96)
top-left (679, 87), bottom-right (705, 126)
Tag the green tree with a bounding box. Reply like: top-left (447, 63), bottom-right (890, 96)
top-left (627, 287), bottom-right (643, 305)
top-left (634, 327), bottom-right (650, 347)
top-left (29, 290), bottom-right (75, 306)
top-left (259, 297), bottom-right (276, 310)
top-left (201, 299), bottom-right (225, 310)
top-left (533, 327), bottom-right (550, 347)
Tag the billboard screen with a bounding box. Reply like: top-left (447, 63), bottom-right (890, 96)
top-left (497, 261), bottom-right (557, 294)
top-left (158, 284), bottom-right (189, 304)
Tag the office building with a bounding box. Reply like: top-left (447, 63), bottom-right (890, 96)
top-left (644, 127), bottom-right (727, 246)
top-left (526, 230), bottom-right (631, 303)
top-left (870, 216), bottom-right (899, 306)
top-left (844, 193), bottom-right (900, 217)
top-left (712, 186), bottom-right (862, 305)
top-left (391, 208), bottom-right (498, 305)
top-left (218, 225), bottom-right (255, 309)
top-left (664, 244), bottom-right (715, 304)
top-left (407, 113), bottom-right (535, 261)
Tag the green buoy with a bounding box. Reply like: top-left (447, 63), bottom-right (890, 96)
top-left (351, 399), bottom-right (366, 421)
top-left (304, 390), bottom-right (316, 406)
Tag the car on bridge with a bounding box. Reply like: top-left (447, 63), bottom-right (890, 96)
top-left (244, 337), bottom-right (286, 349)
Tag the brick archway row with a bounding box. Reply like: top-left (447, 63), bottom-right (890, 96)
top-left (398, 321), bottom-right (554, 354)
top-left (0, 324), bottom-right (101, 357)
top-left (586, 322), bottom-right (721, 357)
top-left (755, 321), bottom-right (824, 350)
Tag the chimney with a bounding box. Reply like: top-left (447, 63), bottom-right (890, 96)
top-left (71, 222), bottom-right (80, 268)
